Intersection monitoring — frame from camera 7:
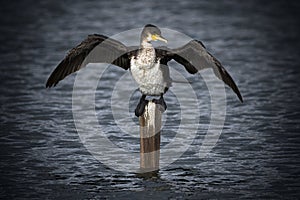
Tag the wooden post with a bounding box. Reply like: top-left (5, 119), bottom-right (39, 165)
top-left (139, 101), bottom-right (162, 172)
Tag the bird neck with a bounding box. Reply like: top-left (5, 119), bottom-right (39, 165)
top-left (140, 39), bottom-right (153, 49)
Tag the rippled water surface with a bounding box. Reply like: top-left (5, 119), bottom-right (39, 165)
top-left (1, 0), bottom-right (300, 199)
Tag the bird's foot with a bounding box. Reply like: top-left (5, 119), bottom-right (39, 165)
top-left (153, 96), bottom-right (167, 113)
top-left (135, 96), bottom-right (149, 117)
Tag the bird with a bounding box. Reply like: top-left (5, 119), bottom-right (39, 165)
top-left (46, 24), bottom-right (243, 117)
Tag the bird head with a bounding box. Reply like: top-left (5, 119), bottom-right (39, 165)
top-left (141, 24), bottom-right (168, 44)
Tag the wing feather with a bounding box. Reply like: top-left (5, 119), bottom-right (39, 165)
top-left (157, 40), bottom-right (243, 102)
top-left (46, 34), bottom-right (132, 87)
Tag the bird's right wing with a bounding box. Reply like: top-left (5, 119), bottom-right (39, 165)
top-left (46, 34), bottom-right (134, 88)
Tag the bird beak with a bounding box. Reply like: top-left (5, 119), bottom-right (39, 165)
top-left (152, 34), bottom-right (168, 43)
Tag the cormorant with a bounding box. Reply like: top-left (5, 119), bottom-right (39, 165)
top-left (46, 24), bottom-right (243, 117)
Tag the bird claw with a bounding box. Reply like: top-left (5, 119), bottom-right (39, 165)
top-left (135, 98), bottom-right (149, 117)
top-left (135, 95), bottom-right (167, 117)
top-left (152, 98), bottom-right (167, 112)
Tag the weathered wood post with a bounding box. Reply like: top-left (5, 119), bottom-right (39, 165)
top-left (139, 101), bottom-right (162, 172)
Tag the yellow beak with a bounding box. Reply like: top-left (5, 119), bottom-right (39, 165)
top-left (151, 34), bottom-right (168, 43)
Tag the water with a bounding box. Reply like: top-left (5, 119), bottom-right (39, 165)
top-left (1, 0), bottom-right (300, 199)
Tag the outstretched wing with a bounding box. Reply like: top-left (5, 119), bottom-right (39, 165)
top-left (46, 34), bottom-right (134, 88)
top-left (158, 40), bottom-right (243, 102)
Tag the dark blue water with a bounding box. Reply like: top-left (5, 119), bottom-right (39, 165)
top-left (1, 0), bottom-right (300, 199)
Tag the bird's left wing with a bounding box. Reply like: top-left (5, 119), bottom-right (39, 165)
top-left (157, 40), bottom-right (243, 102)
top-left (46, 34), bottom-right (135, 87)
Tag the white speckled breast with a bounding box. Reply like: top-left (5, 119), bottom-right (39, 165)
top-left (130, 48), bottom-right (172, 96)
